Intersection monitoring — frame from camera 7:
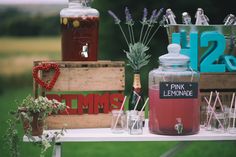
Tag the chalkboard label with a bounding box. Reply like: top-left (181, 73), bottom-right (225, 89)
top-left (160, 82), bottom-right (198, 99)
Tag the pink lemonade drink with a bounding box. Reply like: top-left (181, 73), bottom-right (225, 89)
top-left (149, 85), bottom-right (200, 135)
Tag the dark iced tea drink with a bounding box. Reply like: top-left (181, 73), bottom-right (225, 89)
top-left (61, 16), bottom-right (99, 61)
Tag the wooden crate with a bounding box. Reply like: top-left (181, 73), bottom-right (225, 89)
top-left (33, 60), bottom-right (125, 129)
top-left (200, 72), bottom-right (236, 123)
top-left (200, 72), bottom-right (236, 105)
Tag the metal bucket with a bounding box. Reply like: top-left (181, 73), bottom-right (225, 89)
top-left (165, 25), bottom-right (236, 57)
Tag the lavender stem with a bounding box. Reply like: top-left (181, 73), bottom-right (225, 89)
top-left (144, 26), bottom-right (153, 45)
top-left (118, 24), bottom-right (129, 47)
top-left (139, 24), bottom-right (145, 42)
top-left (146, 25), bottom-right (161, 46)
top-left (142, 25), bottom-right (150, 43)
top-left (131, 25), bottom-right (135, 43)
top-left (127, 25), bottom-right (133, 44)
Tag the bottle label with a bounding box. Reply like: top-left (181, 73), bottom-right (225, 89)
top-left (159, 82), bottom-right (198, 99)
top-left (133, 74), bottom-right (141, 89)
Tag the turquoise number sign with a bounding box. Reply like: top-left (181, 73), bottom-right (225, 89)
top-left (172, 31), bottom-right (226, 72)
top-left (172, 31), bottom-right (198, 71)
top-left (200, 32), bottom-right (226, 72)
top-left (221, 55), bottom-right (236, 72)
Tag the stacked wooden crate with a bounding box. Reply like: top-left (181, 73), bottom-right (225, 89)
top-left (33, 61), bottom-right (125, 129)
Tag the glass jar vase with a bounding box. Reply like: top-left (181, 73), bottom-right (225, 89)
top-left (60, 0), bottom-right (99, 61)
top-left (148, 44), bottom-right (200, 135)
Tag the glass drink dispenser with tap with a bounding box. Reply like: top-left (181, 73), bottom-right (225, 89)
top-left (148, 44), bottom-right (200, 135)
top-left (60, 0), bottom-right (99, 61)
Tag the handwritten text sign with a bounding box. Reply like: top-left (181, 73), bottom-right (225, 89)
top-left (159, 82), bottom-right (198, 99)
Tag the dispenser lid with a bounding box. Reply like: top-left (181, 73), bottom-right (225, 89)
top-left (159, 44), bottom-right (189, 64)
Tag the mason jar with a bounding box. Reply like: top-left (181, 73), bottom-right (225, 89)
top-left (149, 44), bottom-right (200, 135)
top-left (60, 0), bottom-right (99, 61)
top-left (111, 110), bottom-right (125, 134)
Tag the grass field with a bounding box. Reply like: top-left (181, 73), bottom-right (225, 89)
top-left (0, 37), bottom-right (60, 76)
top-left (0, 37), bottom-right (236, 157)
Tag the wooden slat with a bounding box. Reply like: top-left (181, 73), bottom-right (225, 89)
top-left (35, 60), bottom-right (124, 68)
top-left (45, 114), bottom-right (112, 129)
top-left (34, 61), bottom-right (125, 92)
top-left (200, 72), bottom-right (236, 90)
top-left (50, 67), bottom-right (124, 91)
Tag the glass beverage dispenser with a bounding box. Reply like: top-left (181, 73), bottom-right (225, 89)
top-left (149, 44), bottom-right (200, 135)
top-left (60, 0), bottom-right (99, 61)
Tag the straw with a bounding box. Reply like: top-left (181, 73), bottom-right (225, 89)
top-left (205, 92), bottom-right (213, 125)
top-left (113, 96), bottom-right (127, 130)
top-left (207, 92), bottom-right (220, 127)
top-left (133, 95), bottom-right (141, 111)
top-left (228, 93), bottom-right (235, 129)
top-left (208, 105), bottom-right (225, 129)
top-left (204, 97), bottom-right (211, 125)
top-left (229, 93), bottom-right (235, 112)
top-left (140, 98), bottom-right (149, 113)
top-left (215, 91), bottom-right (224, 112)
top-left (131, 98), bottom-right (149, 130)
top-left (233, 96), bottom-right (236, 129)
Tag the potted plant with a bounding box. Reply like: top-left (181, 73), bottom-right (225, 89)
top-left (4, 95), bottom-right (68, 157)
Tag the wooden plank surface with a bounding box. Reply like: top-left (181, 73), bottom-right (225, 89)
top-left (34, 61), bottom-right (125, 92)
top-left (50, 67), bottom-right (124, 91)
top-left (45, 114), bottom-right (112, 129)
top-left (200, 72), bottom-right (236, 90)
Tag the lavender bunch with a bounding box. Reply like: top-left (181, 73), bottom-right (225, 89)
top-left (108, 7), bottom-right (163, 71)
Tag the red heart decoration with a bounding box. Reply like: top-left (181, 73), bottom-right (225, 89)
top-left (32, 63), bottom-right (60, 91)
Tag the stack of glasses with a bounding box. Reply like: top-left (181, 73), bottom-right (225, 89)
top-left (110, 96), bottom-right (149, 135)
top-left (203, 92), bottom-right (236, 134)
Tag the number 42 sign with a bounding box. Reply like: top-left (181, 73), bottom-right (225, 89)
top-left (172, 31), bottom-right (236, 72)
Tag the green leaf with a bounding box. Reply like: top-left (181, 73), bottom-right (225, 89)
top-left (125, 42), bottom-right (150, 71)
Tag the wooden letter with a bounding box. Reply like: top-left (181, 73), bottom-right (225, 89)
top-left (61, 94), bottom-right (78, 114)
top-left (110, 93), bottom-right (124, 110)
top-left (94, 93), bottom-right (110, 114)
top-left (77, 94), bottom-right (94, 114)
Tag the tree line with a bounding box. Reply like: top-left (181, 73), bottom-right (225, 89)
top-left (0, 8), bottom-right (60, 36)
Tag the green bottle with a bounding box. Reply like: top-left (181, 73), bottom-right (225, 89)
top-left (128, 71), bottom-right (145, 126)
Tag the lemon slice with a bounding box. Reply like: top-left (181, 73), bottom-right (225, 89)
top-left (63, 18), bottom-right (68, 25)
top-left (73, 20), bottom-right (80, 28)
